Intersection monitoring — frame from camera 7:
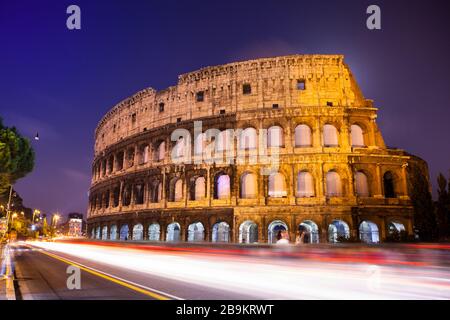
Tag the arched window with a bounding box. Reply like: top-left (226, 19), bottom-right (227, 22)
top-left (139, 144), bottom-right (150, 164)
top-left (149, 180), bottom-right (161, 203)
top-left (267, 126), bottom-right (284, 147)
top-left (215, 174), bottom-right (230, 199)
top-left (268, 220), bottom-right (288, 244)
top-left (297, 171), bottom-right (315, 197)
top-left (212, 222), bottom-right (230, 242)
top-left (359, 221), bottom-right (380, 244)
top-left (239, 221), bottom-right (258, 244)
top-left (240, 172), bottom-right (257, 199)
top-left (132, 224), bottom-right (143, 241)
top-left (126, 148), bottom-right (135, 168)
top-left (188, 222), bottom-right (204, 242)
top-left (101, 226), bottom-right (108, 240)
top-left (350, 124), bottom-right (365, 147)
top-left (148, 223), bottom-right (160, 241)
top-left (157, 141), bottom-right (165, 161)
top-left (122, 184), bottom-right (131, 206)
top-left (109, 224), bottom-right (117, 240)
top-left (112, 186), bottom-right (120, 207)
top-left (134, 183), bottom-right (145, 204)
top-left (194, 133), bottom-right (206, 155)
top-left (170, 178), bottom-right (183, 202)
top-left (268, 172), bottom-right (287, 198)
top-left (326, 171), bottom-right (342, 197)
top-left (240, 127), bottom-right (257, 150)
top-left (328, 220), bottom-right (350, 243)
top-left (119, 225), bottom-right (129, 241)
top-left (298, 220), bottom-right (319, 243)
top-left (95, 226), bottom-right (101, 239)
top-left (323, 124), bottom-right (339, 147)
top-left (166, 222), bottom-right (180, 242)
top-left (194, 177), bottom-right (206, 200)
top-left (355, 171), bottom-right (369, 197)
top-left (383, 171), bottom-right (396, 198)
top-left (295, 124), bottom-right (312, 147)
top-left (388, 221), bottom-right (406, 235)
top-left (216, 130), bottom-right (232, 151)
top-left (173, 136), bottom-right (186, 159)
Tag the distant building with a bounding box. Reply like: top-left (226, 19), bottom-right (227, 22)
top-left (57, 213), bottom-right (85, 237)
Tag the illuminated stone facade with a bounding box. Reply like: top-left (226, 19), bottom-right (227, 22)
top-left (88, 54), bottom-right (428, 244)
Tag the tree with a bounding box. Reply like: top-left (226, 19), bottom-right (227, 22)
top-left (0, 117), bottom-right (35, 194)
top-left (408, 163), bottom-right (437, 241)
top-left (436, 173), bottom-right (449, 240)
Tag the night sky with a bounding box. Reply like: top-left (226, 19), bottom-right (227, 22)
top-left (1, 0), bottom-right (449, 217)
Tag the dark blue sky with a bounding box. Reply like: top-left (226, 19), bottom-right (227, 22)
top-left (1, 0), bottom-right (449, 217)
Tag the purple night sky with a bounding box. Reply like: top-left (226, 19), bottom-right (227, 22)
top-left (1, 0), bottom-right (449, 218)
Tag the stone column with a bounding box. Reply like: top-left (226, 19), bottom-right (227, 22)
top-left (374, 163), bottom-right (383, 198)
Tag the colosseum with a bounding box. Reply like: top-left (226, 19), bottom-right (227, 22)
top-left (88, 54), bottom-right (428, 244)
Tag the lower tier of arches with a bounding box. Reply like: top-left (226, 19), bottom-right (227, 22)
top-left (87, 206), bottom-right (413, 244)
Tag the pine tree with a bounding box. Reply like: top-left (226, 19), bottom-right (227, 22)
top-left (408, 164), bottom-right (437, 241)
top-left (436, 173), bottom-right (449, 240)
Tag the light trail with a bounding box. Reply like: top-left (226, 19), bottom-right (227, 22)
top-left (26, 241), bottom-right (450, 300)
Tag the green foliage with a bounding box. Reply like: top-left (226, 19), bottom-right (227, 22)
top-left (436, 172), bottom-right (450, 240)
top-left (0, 117), bottom-right (35, 193)
top-left (408, 164), bottom-right (437, 241)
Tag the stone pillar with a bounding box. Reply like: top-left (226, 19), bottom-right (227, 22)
top-left (118, 180), bottom-right (124, 210)
top-left (401, 163), bottom-right (409, 198)
top-left (207, 167), bottom-right (211, 206)
top-left (374, 163), bottom-right (383, 198)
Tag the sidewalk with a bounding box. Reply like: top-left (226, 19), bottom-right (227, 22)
top-left (0, 244), bottom-right (6, 300)
top-left (0, 243), bottom-right (16, 300)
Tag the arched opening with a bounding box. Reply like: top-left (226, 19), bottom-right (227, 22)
top-left (132, 224), bottom-right (143, 241)
top-left (150, 180), bottom-right (162, 203)
top-left (95, 226), bottom-right (101, 239)
top-left (240, 127), bottom-right (257, 150)
top-left (173, 136), bottom-right (186, 159)
top-left (156, 141), bottom-right (165, 161)
top-left (268, 220), bottom-right (288, 244)
top-left (107, 155), bottom-right (114, 174)
top-left (215, 174), bottom-right (230, 199)
top-left (240, 172), bottom-right (257, 199)
top-left (122, 184), bottom-right (132, 206)
top-left (166, 222), bottom-right (181, 242)
top-left (388, 221), bottom-right (406, 235)
top-left (133, 183), bottom-right (145, 204)
top-left (323, 124), bottom-right (339, 147)
top-left (355, 171), bottom-right (369, 197)
top-left (126, 148), bottom-right (135, 168)
top-left (119, 225), bottom-right (129, 241)
top-left (326, 171), bottom-right (342, 197)
top-left (359, 221), bottom-right (380, 244)
top-left (295, 124), bottom-right (312, 147)
top-left (109, 224), bottom-right (117, 240)
top-left (90, 228), bottom-right (95, 239)
top-left (187, 222), bottom-right (205, 242)
top-left (212, 222), bottom-right (230, 242)
top-left (383, 171), bottom-right (396, 198)
top-left (216, 130), bottom-right (232, 151)
top-left (116, 151), bottom-right (124, 170)
top-left (138, 144), bottom-right (150, 164)
top-left (297, 171), bottom-right (315, 197)
top-left (194, 176), bottom-right (206, 200)
top-left (148, 223), bottom-right (160, 241)
top-left (268, 172), bottom-right (287, 198)
top-left (298, 220), bottom-right (319, 243)
top-left (194, 133), bottom-right (206, 155)
top-left (112, 186), bottom-right (120, 207)
top-left (169, 178), bottom-right (183, 202)
top-left (239, 221), bottom-right (258, 244)
top-left (328, 220), bottom-right (350, 243)
top-left (101, 226), bottom-right (108, 240)
top-left (267, 126), bottom-right (284, 147)
top-left (350, 124), bottom-right (365, 147)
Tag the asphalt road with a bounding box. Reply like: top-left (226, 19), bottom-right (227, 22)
top-left (9, 241), bottom-right (450, 300)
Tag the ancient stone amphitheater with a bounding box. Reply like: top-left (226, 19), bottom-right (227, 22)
top-left (88, 54), bottom-right (428, 244)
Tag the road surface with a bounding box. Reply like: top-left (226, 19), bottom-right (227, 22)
top-left (8, 241), bottom-right (450, 300)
